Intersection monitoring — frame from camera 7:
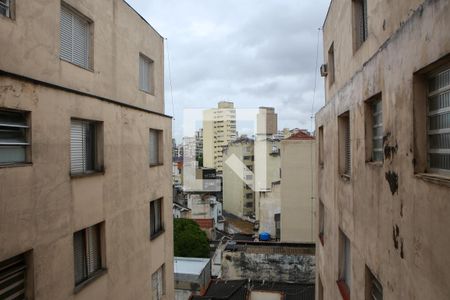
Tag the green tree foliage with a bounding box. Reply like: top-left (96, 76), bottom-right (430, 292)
top-left (173, 219), bottom-right (210, 258)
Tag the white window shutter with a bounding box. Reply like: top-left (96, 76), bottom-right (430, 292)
top-left (86, 226), bottom-right (100, 274)
top-left (60, 6), bottom-right (73, 62)
top-left (71, 120), bottom-right (86, 174)
top-left (344, 121), bottom-right (351, 175)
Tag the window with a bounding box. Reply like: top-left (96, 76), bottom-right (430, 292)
top-left (328, 43), bottom-right (335, 85)
top-left (73, 223), bottom-right (103, 286)
top-left (0, 0), bottom-right (11, 18)
top-left (339, 112), bottom-right (351, 177)
top-left (60, 4), bottom-right (91, 69)
top-left (70, 119), bottom-right (102, 175)
top-left (152, 265), bottom-right (165, 300)
top-left (337, 230), bottom-right (351, 300)
top-left (274, 213), bottom-right (280, 240)
top-left (150, 198), bottom-right (163, 238)
top-left (139, 54), bottom-right (154, 94)
top-left (319, 126), bottom-right (324, 167)
top-left (0, 109), bottom-right (30, 165)
top-left (149, 129), bottom-right (163, 166)
top-left (245, 201), bottom-right (253, 208)
top-left (365, 266), bottom-right (383, 300)
top-left (0, 252), bottom-right (32, 299)
top-left (319, 200), bottom-right (325, 245)
top-left (353, 0), bottom-right (368, 50)
top-left (427, 68), bottom-right (450, 173)
top-left (365, 95), bottom-right (383, 162)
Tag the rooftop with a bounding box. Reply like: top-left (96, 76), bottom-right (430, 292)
top-left (174, 257), bottom-right (210, 276)
top-left (285, 131), bottom-right (315, 141)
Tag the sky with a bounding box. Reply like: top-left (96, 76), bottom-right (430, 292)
top-left (126, 0), bottom-right (330, 143)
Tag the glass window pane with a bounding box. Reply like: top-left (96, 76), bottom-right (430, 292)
top-left (0, 146), bottom-right (26, 164)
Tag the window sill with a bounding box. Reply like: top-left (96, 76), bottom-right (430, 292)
top-left (70, 169), bottom-right (105, 179)
top-left (61, 58), bottom-right (94, 73)
top-left (366, 161), bottom-right (383, 167)
top-left (150, 228), bottom-right (165, 241)
top-left (0, 162), bottom-right (32, 169)
top-left (336, 279), bottom-right (350, 300)
top-left (74, 268), bottom-right (107, 294)
top-left (339, 173), bottom-right (351, 182)
top-left (415, 173), bottom-right (450, 188)
top-left (149, 163), bottom-right (164, 168)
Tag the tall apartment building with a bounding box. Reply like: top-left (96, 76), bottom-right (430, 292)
top-left (203, 101), bottom-right (237, 173)
top-left (0, 1), bottom-right (174, 299)
top-left (223, 137), bottom-right (255, 218)
top-left (316, 0), bottom-right (450, 299)
top-left (195, 128), bottom-right (203, 159)
top-left (280, 131), bottom-right (315, 243)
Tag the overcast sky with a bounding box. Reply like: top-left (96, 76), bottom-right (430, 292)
top-left (126, 0), bottom-right (330, 142)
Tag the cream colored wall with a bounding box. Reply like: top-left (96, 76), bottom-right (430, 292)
top-left (317, 0), bottom-right (450, 299)
top-left (223, 143), bottom-right (248, 217)
top-left (0, 77), bottom-right (174, 300)
top-left (0, 0), bottom-right (164, 113)
top-left (257, 183), bottom-right (280, 237)
top-left (0, 1), bottom-right (173, 299)
top-left (280, 139), bottom-right (315, 243)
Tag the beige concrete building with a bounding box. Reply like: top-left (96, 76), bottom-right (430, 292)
top-left (316, 0), bottom-right (450, 299)
top-left (280, 131), bottom-right (316, 243)
top-left (0, 1), bottom-right (174, 299)
top-left (203, 101), bottom-right (237, 173)
top-left (223, 137), bottom-right (255, 218)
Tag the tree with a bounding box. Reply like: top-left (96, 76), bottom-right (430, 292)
top-left (174, 219), bottom-right (210, 258)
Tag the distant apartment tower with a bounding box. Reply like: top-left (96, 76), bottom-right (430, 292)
top-left (0, 1), bottom-right (173, 299)
top-left (203, 101), bottom-right (237, 173)
top-left (317, 0), bottom-right (450, 299)
top-left (223, 137), bottom-right (255, 218)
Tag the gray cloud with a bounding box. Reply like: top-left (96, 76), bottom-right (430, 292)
top-left (126, 0), bottom-right (330, 141)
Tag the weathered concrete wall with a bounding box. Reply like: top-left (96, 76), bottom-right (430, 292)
top-left (0, 0), bottom-right (164, 113)
top-left (221, 243), bottom-right (315, 284)
top-left (317, 0), bottom-right (450, 299)
top-left (280, 139), bottom-right (316, 243)
top-left (0, 1), bottom-right (173, 299)
top-left (257, 182), bottom-right (280, 237)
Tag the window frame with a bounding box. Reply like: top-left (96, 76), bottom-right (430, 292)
top-left (318, 125), bottom-right (324, 167)
top-left (365, 93), bottom-right (384, 163)
top-left (149, 129), bottom-right (163, 167)
top-left (139, 53), bottom-right (154, 95)
top-left (73, 222), bottom-right (106, 291)
top-left (318, 200), bottom-right (325, 246)
top-left (151, 264), bottom-right (165, 300)
top-left (338, 111), bottom-right (351, 178)
top-left (0, 251), bottom-right (34, 299)
top-left (150, 198), bottom-right (164, 239)
top-left (0, 0), bottom-right (14, 19)
top-left (352, 0), bottom-right (368, 51)
top-left (337, 229), bottom-right (351, 300)
top-left (60, 3), bottom-right (93, 70)
top-left (0, 108), bottom-right (31, 167)
top-left (70, 118), bottom-right (104, 177)
top-left (365, 266), bottom-right (383, 300)
top-left (328, 43), bottom-right (335, 86)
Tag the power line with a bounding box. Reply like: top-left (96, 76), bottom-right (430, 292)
top-left (165, 38), bottom-right (176, 120)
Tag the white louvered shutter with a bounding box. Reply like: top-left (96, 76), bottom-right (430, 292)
top-left (71, 120), bottom-right (86, 174)
top-left (73, 230), bottom-right (87, 284)
top-left (60, 5), bottom-right (90, 69)
top-left (344, 120), bottom-right (351, 175)
top-left (60, 6), bottom-right (73, 62)
top-left (86, 226), bottom-right (100, 274)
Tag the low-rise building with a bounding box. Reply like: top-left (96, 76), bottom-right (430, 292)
top-left (174, 257), bottom-right (211, 300)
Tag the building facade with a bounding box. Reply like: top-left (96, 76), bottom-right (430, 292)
top-left (316, 0), bottom-right (450, 299)
top-left (280, 131), bottom-right (315, 243)
top-left (223, 137), bottom-right (255, 218)
top-left (203, 101), bottom-right (237, 173)
top-left (0, 1), bottom-right (174, 299)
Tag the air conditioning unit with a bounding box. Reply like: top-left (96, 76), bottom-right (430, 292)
top-left (320, 64), bottom-right (328, 77)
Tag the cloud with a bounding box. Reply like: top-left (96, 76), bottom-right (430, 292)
top-left (125, 0), bottom-right (330, 141)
